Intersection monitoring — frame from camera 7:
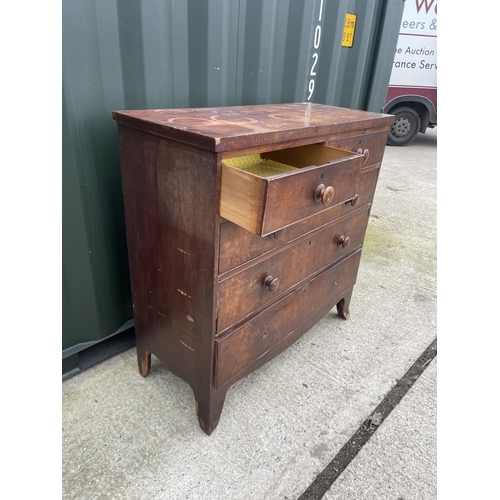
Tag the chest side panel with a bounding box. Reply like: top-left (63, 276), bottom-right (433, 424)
top-left (155, 138), bottom-right (220, 389)
top-left (119, 125), bottom-right (220, 390)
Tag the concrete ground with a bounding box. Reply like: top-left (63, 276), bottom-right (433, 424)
top-left (62, 128), bottom-right (437, 500)
top-left (323, 358), bottom-right (437, 500)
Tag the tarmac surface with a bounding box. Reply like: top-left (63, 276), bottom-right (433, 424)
top-left (62, 127), bottom-right (437, 499)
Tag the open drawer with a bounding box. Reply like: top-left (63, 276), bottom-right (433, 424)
top-left (220, 144), bottom-right (363, 236)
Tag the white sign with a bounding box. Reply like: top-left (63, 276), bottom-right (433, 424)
top-left (388, 0), bottom-right (437, 88)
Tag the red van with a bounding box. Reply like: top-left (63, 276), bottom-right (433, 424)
top-left (383, 0), bottom-right (437, 146)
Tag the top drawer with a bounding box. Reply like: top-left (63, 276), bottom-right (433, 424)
top-left (220, 144), bottom-right (363, 237)
top-left (325, 129), bottom-right (390, 169)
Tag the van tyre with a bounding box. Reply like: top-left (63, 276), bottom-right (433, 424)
top-left (387, 106), bottom-right (421, 146)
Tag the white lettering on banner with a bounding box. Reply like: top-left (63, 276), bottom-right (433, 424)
top-left (387, 0), bottom-right (437, 88)
top-left (307, 0), bottom-right (324, 101)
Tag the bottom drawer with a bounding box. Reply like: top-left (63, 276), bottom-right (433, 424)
top-left (214, 249), bottom-right (362, 388)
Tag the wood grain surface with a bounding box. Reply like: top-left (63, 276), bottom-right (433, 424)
top-left (113, 103), bottom-right (394, 152)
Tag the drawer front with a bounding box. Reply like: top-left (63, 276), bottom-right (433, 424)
top-left (325, 129), bottom-right (390, 169)
top-left (219, 167), bottom-right (380, 275)
top-left (220, 144), bottom-right (363, 237)
top-left (215, 249), bottom-right (362, 388)
top-left (217, 207), bottom-right (369, 332)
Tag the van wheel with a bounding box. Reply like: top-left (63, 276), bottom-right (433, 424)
top-left (387, 107), bottom-right (421, 146)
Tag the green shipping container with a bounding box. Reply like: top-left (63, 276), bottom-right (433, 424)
top-left (62, 0), bottom-right (403, 374)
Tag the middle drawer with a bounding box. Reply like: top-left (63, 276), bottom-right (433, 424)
top-left (217, 205), bottom-right (370, 333)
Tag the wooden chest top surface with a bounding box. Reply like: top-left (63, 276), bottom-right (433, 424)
top-left (112, 103), bottom-right (394, 152)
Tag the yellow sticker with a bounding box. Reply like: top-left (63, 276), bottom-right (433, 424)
top-left (342, 13), bottom-right (357, 47)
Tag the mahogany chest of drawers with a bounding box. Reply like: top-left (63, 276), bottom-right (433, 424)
top-left (112, 103), bottom-right (393, 435)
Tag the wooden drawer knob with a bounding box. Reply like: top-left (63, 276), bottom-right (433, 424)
top-left (357, 148), bottom-right (370, 163)
top-left (264, 275), bottom-right (280, 292)
top-left (314, 184), bottom-right (335, 205)
top-left (337, 235), bottom-right (351, 249)
top-left (345, 194), bottom-right (359, 207)
top-left (271, 228), bottom-right (285, 240)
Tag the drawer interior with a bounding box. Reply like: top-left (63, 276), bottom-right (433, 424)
top-left (222, 155), bottom-right (297, 178)
top-left (222, 144), bottom-right (358, 179)
top-left (262, 144), bottom-right (358, 170)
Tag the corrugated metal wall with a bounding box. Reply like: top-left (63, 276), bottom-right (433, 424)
top-left (62, 0), bottom-right (403, 366)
